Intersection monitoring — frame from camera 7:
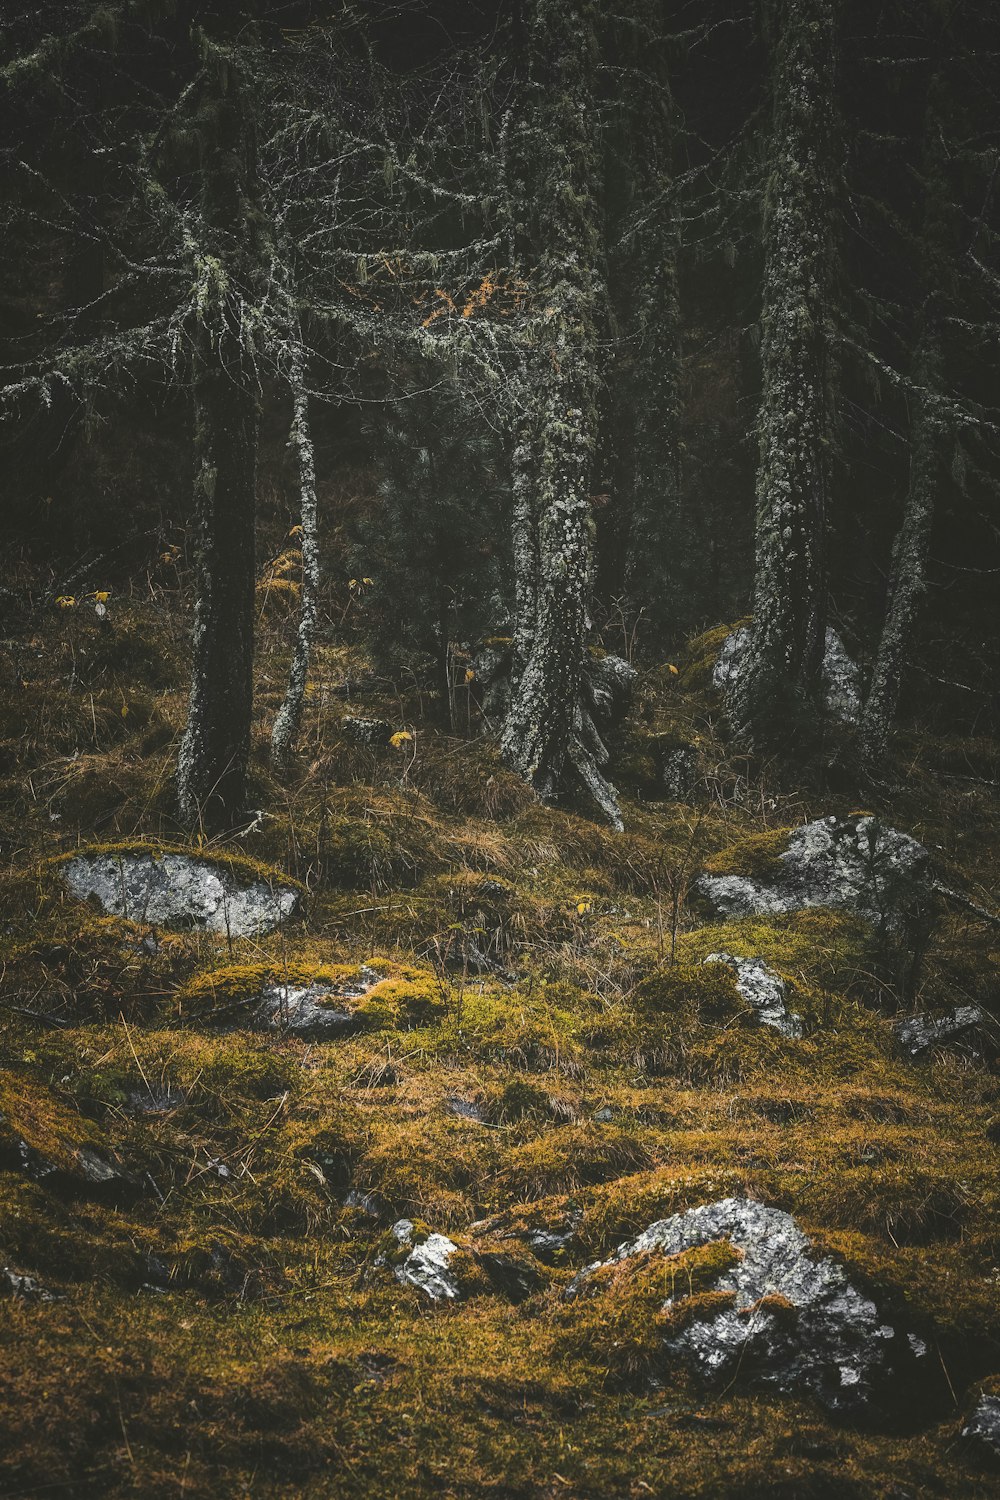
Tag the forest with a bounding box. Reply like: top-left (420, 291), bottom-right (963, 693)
top-left (0, 1), bottom-right (999, 1495)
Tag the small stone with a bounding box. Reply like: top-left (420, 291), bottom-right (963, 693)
top-left (703, 952), bottom-right (803, 1037)
top-left (2, 1267), bottom-right (62, 1302)
top-left (893, 1005), bottom-right (994, 1061)
top-left (341, 717), bottom-right (393, 747)
top-left (389, 1219), bottom-right (460, 1301)
top-left (662, 745), bottom-right (699, 802)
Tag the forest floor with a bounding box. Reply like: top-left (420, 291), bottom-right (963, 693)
top-left (0, 554), bottom-right (998, 1499)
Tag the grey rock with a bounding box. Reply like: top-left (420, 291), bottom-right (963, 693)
top-left (62, 851), bottom-right (299, 937)
top-left (389, 1218), bottom-right (460, 1301)
top-left (893, 1005), bottom-right (994, 1061)
top-left (703, 952), bottom-right (804, 1037)
top-left (342, 717), bottom-right (393, 747)
top-left (2, 1267), bottom-right (62, 1302)
top-left (569, 1197), bottom-right (923, 1411)
top-left (962, 1392), bottom-right (1000, 1461)
top-left (662, 745), bottom-right (699, 802)
top-left (697, 814), bottom-right (930, 930)
top-left (253, 964), bottom-right (384, 1037)
top-left (713, 625), bottom-right (861, 725)
top-left (447, 1096), bottom-right (485, 1121)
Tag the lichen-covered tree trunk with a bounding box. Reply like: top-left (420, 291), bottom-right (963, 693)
top-left (728, 0), bottom-right (837, 745)
top-left (177, 330), bottom-right (259, 829)
top-left (271, 343), bottom-right (319, 769)
top-left (501, 0), bottom-right (622, 826)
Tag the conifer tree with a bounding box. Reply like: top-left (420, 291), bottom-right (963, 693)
top-left (727, 0), bottom-right (838, 746)
top-left (500, 0), bottom-right (625, 826)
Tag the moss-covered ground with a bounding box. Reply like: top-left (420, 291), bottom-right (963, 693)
top-left (1, 588), bottom-right (999, 1497)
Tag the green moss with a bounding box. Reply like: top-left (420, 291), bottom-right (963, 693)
top-left (51, 841), bottom-right (307, 895)
top-left (701, 825), bottom-right (793, 881)
top-left (677, 620), bottom-right (746, 694)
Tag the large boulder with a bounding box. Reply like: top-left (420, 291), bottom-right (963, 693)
top-left (713, 625), bottom-right (861, 725)
top-left (703, 953), bottom-right (804, 1037)
top-left (697, 814), bottom-right (930, 930)
top-left (568, 1197), bottom-right (926, 1412)
top-left (61, 848), bottom-right (300, 937)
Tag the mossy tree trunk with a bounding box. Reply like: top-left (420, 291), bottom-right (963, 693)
top-left (177, 59), bottom-right (261, 830)
top-left (858, 96), bottom-right (952, 770)
top-left (501, 0), bottom-right (623, 827)
top-left (728, 0), bottom-right (838, 746)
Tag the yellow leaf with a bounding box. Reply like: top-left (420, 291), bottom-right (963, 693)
top-left (120, 702), bottom-right (129, 719)
top-left (288, 524), bottom-right (303, 538)
top-left (576, 900), bottom-right (591, 916)
top-left (92, 590), bottom-right (110, 603)
top-left (55, 595), bottom-right (76, 609)
top-left (668, 664), bottom-right (679, 676)
top-left (464, 668), bottom-right (475, 683)
top-left (389, 730), bottom-right (413, 749)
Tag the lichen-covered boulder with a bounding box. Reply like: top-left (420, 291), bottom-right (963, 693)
top-left (697, 814), bottom-right (930, 930)
top-left (61, 848), bottom-right (300, 937)
top-left (568, 1197), bottom-right (926, 1412)
top-left (893, 1005), bottom-right (996, 1061)
top-left (703, 953), bottom-right (803, 1037)
top-left (389, 1219), bottom-right (461, 1301)
top-left (713, 624), bottom-right (861, 725)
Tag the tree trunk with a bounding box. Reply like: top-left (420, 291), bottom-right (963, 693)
top-left (728, 0), bottom-right (837, 746)
top-left (501, 0), bottom-right (622, 826)
top-left (271, 344), bottom-right (320, 769)
top-left (176, 55), bottom-right (261, 829)
top-left (857, 333), bottom-right (943, 767)
top-left (859, 93), bottom-right (952, 768)
top-left (177, 330), bottom-right (259, 829)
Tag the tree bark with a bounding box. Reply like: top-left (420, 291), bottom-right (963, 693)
top-left (501, 0), bottom-right (622, 825)
top-left (728, 0), bottom-right (837, 746)
top-left (176, 56), bottom-right (261, 829)
top-left (859, 96), bottom-right (951, 768)
top-left (177, 328), bottom-right (259, 829)
top-left (271, 342), bottom-right (320, 769)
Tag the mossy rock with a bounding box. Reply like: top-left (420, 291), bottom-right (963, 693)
top-left (631, 962), bottom-right (743, 1023)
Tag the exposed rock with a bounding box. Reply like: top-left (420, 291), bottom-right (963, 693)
top-left (569, 1197), bottom-right (924, 1412)
top-left (447, 1096), bottom-right (485, 1121)
top-left (3, 1131), bottom-right (137, 1202)
top-left (703, 953), bottom-right (804, 1037)
top-left (662, 744), bottom-right (699, 802)
top-left (713, 625), bottom-right (861, 725)
top-left (62, 850), bottom-right (300, 937)
top-left (388, 1218), bottom-right (460, 1301)
top-left (341, 716), bottom-right (393, 747)
top-left (697, 814), bottom-right (930, 930)
top-left (252, 963), bottom-right (385, 1036)
top-left (893, 1005), bottom-right (996, 1061)
top-left (2, 1267), bottom-right (62, 1302)
top-left (962, 1391), bottom-right (1000, 1464)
